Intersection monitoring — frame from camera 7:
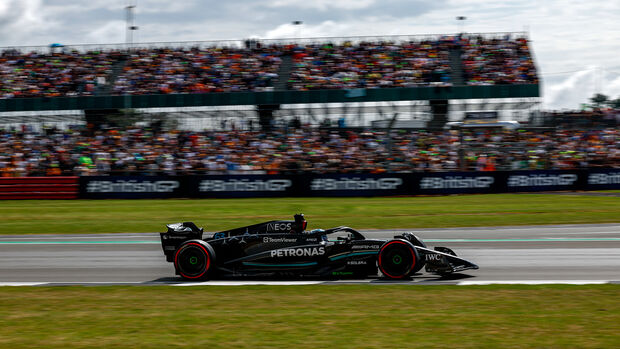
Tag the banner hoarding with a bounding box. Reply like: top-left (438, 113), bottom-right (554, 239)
top-left (76, 169), bottom-right (620, 199)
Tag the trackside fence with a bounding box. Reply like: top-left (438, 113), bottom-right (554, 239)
top-left (0, 177), bottom-right (79, 199)
top-left (76, 169), bottom-right (620, 199)
top-left (1, 170), bottom-right (617, 200)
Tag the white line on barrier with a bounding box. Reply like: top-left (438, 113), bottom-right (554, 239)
top-left (0, 282), bottom-right (47, 286)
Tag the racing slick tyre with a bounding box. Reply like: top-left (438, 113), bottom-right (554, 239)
top-left (174, 240), bottom-right (216, 280)
top-left (378, 239), bottom-right (420, 279)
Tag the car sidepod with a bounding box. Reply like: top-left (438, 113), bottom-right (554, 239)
top-left (206, 233), bottom-right (383, 278)
top-left (207, 233), bottom-right (329, 276)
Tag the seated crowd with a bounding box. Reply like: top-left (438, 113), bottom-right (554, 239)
top-left (460, 35), bottom-right (538, 85)
top-left (287, 38), bottom-right (453, 90)
top-left (0, 34), bottom-right (537, 99)
top-left (113, 46), bottom-right (283, 95)
top-left (0, 49), bottom-right (123, 99)
top-left (541, 109), bottom-right (620, 128)
top-left (0, 124), bottom-right (617, 177)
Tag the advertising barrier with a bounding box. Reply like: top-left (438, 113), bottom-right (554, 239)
top-left (79, 176), bottom-right (185, 199)
top-left (78, 169), bottom-right (620, 199)
top-left (0, 177), bottom-right (79, 199)
top-left (190, 175), bottom-right (299, 198)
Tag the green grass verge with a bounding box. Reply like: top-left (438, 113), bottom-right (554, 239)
top-left (1, 285), bottom-right (618, 348)
top-left (2, 194), bottom-right (620, 234)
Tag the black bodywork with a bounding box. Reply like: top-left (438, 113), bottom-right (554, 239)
top-left (160, 214), bottom-right (478, 280)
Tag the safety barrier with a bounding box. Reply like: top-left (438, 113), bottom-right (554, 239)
top-left (2, 170), bottom-right (618, 200)
top-left (78, 169), bottom-right (620, 199)
top-left (0, 177), bottom-right (79, 199)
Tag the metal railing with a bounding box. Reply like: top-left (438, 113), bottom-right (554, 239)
top-left (0, 32), bottom-right (530, 54)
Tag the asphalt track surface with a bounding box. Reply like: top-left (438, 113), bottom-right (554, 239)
top-left (1, 224), bottom-right (619, 286)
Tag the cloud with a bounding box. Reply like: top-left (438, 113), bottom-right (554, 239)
top-left (543, 68), bottom-right (620, 109)
top-left (85, 20), bottom-right (126, 44)
top-left (136, 0), bottom-right (200, 14)
top-left (264, 21), bottom-right (351, 39)
top-left (0, 0), bottom-right (58, 45)
top-left (544, 68), bottom-right (597, 110)
top-left (0, 0), bottom-right (443, 45)
top-left (44, 0), bottom-right (124, 13)
top-left (604, 72), bottom-right (620, 98)
top-left (267, 0), bottom-right (377, 11)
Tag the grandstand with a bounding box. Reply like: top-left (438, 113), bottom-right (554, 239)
top-left (0, 32), bottom-right (540, 131)
top-left (0, 32), bottom-right (618, 184)
top-left (5, 32), bottom-right (612, 178)
top-left (3, 123), bottom-right (619, 177)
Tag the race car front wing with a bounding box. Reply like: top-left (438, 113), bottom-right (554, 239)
top-left (416, 246), bottom-right (479, 275)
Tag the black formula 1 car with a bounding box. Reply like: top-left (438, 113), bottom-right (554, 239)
top-left (160, 214), bottom-right (478, 280)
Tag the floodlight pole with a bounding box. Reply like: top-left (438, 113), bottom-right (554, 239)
top-left (456, 16), bottom-right (466, 34)
top-left (292, 21), bottom-right (303, 42)
top-left (126, 4), bottom-right (138, 49)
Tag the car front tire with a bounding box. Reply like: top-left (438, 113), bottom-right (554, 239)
top-left (377, 239), bottom-right (419, 279)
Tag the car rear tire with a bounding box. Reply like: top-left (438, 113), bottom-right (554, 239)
top-left (378, 240), bottom-right (419, 279)
top-left (174, 240), bottom-right (215, 280)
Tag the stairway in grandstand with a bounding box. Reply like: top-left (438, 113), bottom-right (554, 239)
top-left (448, 47), bottom-right (466, 86)
top-left (274, 54), bottom-right (294, 91)
top-left (425, 100), bottom-right (450, 130)
top-left (96, 58), bottom-right (127, 95)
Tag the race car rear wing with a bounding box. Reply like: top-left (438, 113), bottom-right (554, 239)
top-left (160, 222), bottom-right (203, 262)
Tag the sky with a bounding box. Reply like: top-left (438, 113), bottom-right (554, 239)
top-left (1, 0), bottom-right (619, 110)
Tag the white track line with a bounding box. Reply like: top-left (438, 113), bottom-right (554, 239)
top-left (0, 281), bottom-right (616, 286)
top-left (458, 280), bottom-right (610, 285)
top-left (0, 235), bottom-right (157, 240)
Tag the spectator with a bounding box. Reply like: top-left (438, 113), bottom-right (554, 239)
top-left (0, 49), bottom-right (122, 98)
top-left (0, 123), bottom-right (617, 177)
top-left (0, 34), bottom-right (539, 99)
top-left (460, 35), bottom-right (538, 85)
top-left (288, 39), bottom-right (454, 90)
